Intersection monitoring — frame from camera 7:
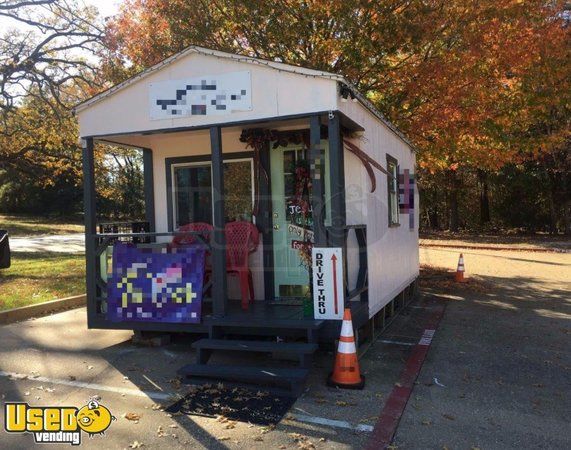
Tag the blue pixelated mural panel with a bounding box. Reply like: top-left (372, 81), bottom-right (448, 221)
top-left (107, 243), bottom-right (205, 323)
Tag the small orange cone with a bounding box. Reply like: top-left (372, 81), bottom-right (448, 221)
top-left (455, 253), bottom-right (466, 282)
top-left (327, 309), bottom-right (365, 389)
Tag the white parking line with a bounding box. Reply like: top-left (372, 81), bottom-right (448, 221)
top-left (1, 370), bottom-right (374, 433)
top-left (377, 339), bottom-right (416, 346)
top-left (0, 370), bottom-right (173, 401)
top-left (290, 413), bottom-right (374, 432)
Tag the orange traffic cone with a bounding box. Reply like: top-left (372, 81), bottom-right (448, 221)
top-left (327, 309), bottom-right (365, 389)
top-left (455, 253), bottom-right (466, 282)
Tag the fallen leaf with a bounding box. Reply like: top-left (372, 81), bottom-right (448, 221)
top-left (421, 420), bottom-right (432, 426)
top-left (217, 436), bottom-right (230, 441)
top-left (128, 441), bottom-right (144, 448)
top-left (123, 412), bottom-right (141, 421)
top-left (335, 400), bottom-right (348, 407)
top-left (442, 414), bottom-right (455, 421)
top-left (87, 366), bottom-right (94, 370)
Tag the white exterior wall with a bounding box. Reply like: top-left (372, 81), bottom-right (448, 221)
top-left (76, 49), bottom-right (418, 313)
top-left (76, 52), bottom-right (337, 138)
top-left (147, 127), bottom-right (265, 300)
top-left (338, 101), bottom-right (419, 318)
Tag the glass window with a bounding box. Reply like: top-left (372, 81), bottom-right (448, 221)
top-left (174, 164), bottom-right (212, 228)
top-left (172, 159), bottom-right (253, 228)
top-left (223, 160), bottom-right (253, 222)
top-left (387, 155), bottom-right (399, 226)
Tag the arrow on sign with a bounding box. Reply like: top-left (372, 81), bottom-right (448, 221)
top-left (331, 253), bottom-right (339, 315)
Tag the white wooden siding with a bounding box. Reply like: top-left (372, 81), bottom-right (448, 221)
top-left (77, 53), bottom-right (337, 138)
top-left (338, 100), bottom-right (419, 317)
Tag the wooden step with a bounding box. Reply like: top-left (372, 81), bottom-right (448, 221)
top-left (193, 338), bottom-right (318, 353)
top-left (193, 339), bottom-right (317, 367)
top-left (177, 364), bottom-right (309, 396)
top-left (205, 317), bottom-right (325, 329)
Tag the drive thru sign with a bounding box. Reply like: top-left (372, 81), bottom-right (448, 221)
top-left (312, 247), bottom-right (344, 320)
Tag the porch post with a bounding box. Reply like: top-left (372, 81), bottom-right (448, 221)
top-left (327, 112), bottom-right (346, 247)
top-left (258, 140), bottom-right (275, 300)
top-left (142, 148), bottom-right (156, 232)
top-left (309, 115), bottom-right (327, 247)
top-left (210, 126), bottom-right (227, 316)
top-left (82, 137), bottom-right (97, 327)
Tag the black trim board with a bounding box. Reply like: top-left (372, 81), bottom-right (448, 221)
top-left (82, 138), bottom-right (97, 328)
top-left (142, 148), bottom-right (156, 232)
top-left (210, 126), bottom-right (228, 316)
top-left (81, 110), bottom-right (364, 141)
top-left (258, 140), bottom-right (275, 300)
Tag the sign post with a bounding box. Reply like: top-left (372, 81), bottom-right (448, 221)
top-left (312, 247), bottom-right (344, 320)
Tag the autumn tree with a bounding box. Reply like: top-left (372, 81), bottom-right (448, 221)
top-left (104, 0), bottom-right (570, 231)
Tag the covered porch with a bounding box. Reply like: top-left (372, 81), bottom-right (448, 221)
top-left (82, 112), bottom-right (369, 337)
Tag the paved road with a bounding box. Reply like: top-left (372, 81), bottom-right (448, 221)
top-left (392, 247), bottom-right (571, 449)
top-left (0, 246), bottom-right (568, 449)
top-left (8, 233), bottom-right (85, 253)
top-left (0, 290), bottom-right (433, 449)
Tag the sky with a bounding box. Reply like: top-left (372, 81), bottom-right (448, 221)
top-left (88, 0), bottom-right (121, 20)
top-left (0, 0), bottom-right (122, 30)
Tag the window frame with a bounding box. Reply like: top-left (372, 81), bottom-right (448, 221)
top-left (165, 152), bottom-right (255, 231)
top-left (386, 154), bottom-right (400, 227)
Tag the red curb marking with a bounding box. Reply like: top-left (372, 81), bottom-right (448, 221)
top-left (365, 299), bottom-right (446, 450)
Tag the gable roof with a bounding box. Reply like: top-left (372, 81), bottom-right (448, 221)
top-left (74, 45), bottom-right (415, 151)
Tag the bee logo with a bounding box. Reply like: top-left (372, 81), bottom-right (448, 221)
top-left (76, 400), bottom-right (115, 436)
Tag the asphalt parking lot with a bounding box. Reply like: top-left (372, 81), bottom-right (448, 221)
top-left (1, 246), bottom-right (569, 449)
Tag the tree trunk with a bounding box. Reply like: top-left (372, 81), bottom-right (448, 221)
top-left (564, 199), bottom-right (571, 235)
top-left (478, 169), bottom-right (491, 225)
top-left (448, 170), bottom-right (460, 232)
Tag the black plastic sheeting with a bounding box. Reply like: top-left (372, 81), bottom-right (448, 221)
top-left (165, 384), bottom-right (296, 426)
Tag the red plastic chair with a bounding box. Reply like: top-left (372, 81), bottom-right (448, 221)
top-left (171, 222), bottom-right (213, 249)
top-left (225, 221), bottom-right (259, 310)
top-left (170, 223), bottom-right (213, 293)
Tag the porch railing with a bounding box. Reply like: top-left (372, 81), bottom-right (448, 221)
top-left (89, 230), bottom-right (212, 326)
top-left (329, 224), bottom-right (368, 304)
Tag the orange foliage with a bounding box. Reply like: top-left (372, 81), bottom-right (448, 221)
top-left (102, 0), bottom-right (571, 172)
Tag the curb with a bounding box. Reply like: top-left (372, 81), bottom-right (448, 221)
top-left (419, 243), bottom-right (569, 253)
top-left (0, 294), bottom-right (86, 325)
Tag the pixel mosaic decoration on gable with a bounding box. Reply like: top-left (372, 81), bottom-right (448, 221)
top-left (149, 71), bottom-right (252, 120)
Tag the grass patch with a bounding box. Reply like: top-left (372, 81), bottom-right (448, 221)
top-left (0, 251), bottom-right (85, 311)
top-left (0, 214), bottom-right (83, 237)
